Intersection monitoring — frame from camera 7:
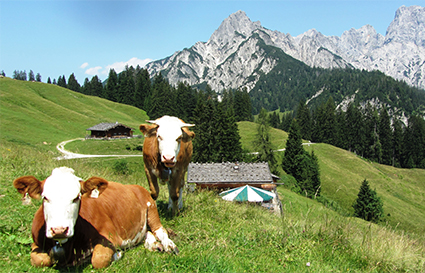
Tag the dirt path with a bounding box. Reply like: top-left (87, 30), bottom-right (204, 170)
top-left (56, 138), bottom-right (144, 160)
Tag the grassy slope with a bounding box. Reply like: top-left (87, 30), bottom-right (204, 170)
top-left (0, 77), bottom-right (148, 151)
top-left (1, 79), bottom-right (424, 272)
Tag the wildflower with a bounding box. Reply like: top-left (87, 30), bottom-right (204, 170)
top-left (306, 262), bottom-right (311, 267)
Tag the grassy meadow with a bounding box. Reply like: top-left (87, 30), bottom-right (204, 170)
top-left (1, 78), bottom-right (424, 272)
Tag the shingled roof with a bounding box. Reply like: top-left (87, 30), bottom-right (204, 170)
top-left (86, 122), bottom-right (134, 131)
top-left (187, 162), bottom-right (274, 184)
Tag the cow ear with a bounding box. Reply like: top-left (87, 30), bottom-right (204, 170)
top-left (81, 177), bottom-right (109, 198)
top-left (13, 176), bottom-right (44, 203)
top-left (182, 127), bottom-right (195, 141)
top-left (139, 123), bottom-right (158, 137)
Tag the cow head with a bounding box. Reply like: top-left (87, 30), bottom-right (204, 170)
top-left (13, 167), bottom-right (108, 244)
top-left (140, 116), bottom-right (195, 168)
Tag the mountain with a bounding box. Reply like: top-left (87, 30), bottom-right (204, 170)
top-left (146, 6), bottom-right (425, 92)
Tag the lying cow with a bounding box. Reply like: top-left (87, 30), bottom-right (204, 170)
top-left (13, 167), bottom-right (178, 269)
top-left (139, 115), bottom-right (195, 215)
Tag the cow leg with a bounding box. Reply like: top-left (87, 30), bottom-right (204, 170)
top-left (91, 244), bottom-right (114, 269)
top-left (167, 182), bottom-right (181, 215)
top-left (146, 199), bottom-right (179, 254)
top-left (145, 166), bottom-right (160, 200)
top-left (30, 243), bottom-right (53, 267)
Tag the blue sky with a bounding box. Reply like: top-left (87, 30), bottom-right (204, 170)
top-left (1, 0), bottom-right (423, 83)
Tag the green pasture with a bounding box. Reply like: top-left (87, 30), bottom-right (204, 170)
top-left (1, 78), bottom-right (424, 272)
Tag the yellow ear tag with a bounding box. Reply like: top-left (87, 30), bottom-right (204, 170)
top-left (91, 189), bottom-right (99, 198)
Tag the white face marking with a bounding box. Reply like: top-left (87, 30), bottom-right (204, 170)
top-left (154, 116), bottom-right (185, 167)
top-left (42, 167), bottom-right (81, 241)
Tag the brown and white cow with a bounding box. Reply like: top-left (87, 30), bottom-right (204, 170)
top-left (13, 167), bottom-right (178, 269)
top-left (139, 115), bottom-right (195, 215)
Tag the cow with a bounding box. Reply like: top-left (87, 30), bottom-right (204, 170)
top-left (139, 115), bottom-right (195, 215)
top-left (13, 167), bottom-right (178, 269)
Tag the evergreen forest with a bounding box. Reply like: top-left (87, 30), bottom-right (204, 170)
top-left (9, 65), bottom-right (425, 169)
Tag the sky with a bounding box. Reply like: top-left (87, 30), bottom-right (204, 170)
top-left (1, 0), bottom-right (423, 84)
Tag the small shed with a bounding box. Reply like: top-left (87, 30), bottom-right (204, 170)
top-left (187, 162), bottom-right (281, 190)
top-left (86, 122), bottom-right (134, 138)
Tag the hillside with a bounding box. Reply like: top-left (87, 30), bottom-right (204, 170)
top-left (1, 79), bottom-right (424, 271)
top-left (0, 77), bottom-right (148, 151)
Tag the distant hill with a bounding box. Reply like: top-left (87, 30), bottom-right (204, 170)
top-left (0, 77), bottom-right (148, 151)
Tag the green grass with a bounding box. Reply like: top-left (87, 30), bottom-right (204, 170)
top-left (1, 78), bottom-right (425, 272)
top-left (0, 77), bottom-right (148, 153)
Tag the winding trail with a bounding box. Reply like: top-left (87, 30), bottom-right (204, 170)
top-left (56, 139), bottom-right (315, 160)
top-left (56, 138), bottom-right (144, 160)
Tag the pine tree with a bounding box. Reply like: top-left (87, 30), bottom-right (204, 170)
top-left (47, 77), bottom-right (51, 84)
top-left (89, 75), bottom-right (103, 97)
top-left (296, 99), bottom-right (312, 140)
top-left (134, 68), bottom-right (151, 110)
top-left (28, 70), bottom-right (35, 81)
top-left (353, 179), bottom-right (384, 223)
top-left (253, 108), bottom-right (279, 175)
top-left (282, 119), bottom-right (304, 179)
top-left (148, 73), bottom-right (174, 119)
top-left (36, 73), bottom-right (42, 82)
top-left (392, 119), bottom-right (403, 167)
top-left (67, 73), bottom-right (81, 92)
top-left (378, 107), bottom-right (393, 165)
top-left (104, 69), bottom-right (118, 101)
top-left (192, 93), bottom-right (216, 162)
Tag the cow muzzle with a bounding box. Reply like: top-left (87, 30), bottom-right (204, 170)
top-left (162, 155), bottom-right (176, 168)
top-left (50, 226), bottom-right (70, 239)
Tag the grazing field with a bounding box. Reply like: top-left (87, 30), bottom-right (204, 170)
top-left (1, 78), bottom-right (424, 272)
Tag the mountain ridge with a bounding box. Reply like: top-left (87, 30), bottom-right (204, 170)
top-left (146, 6), bottom-right (425, 91)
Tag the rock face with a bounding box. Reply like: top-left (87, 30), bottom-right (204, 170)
top-left (146, 6), bottom-right (425, 91)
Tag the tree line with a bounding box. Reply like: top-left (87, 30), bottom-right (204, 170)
top-left (267, 97), bottom-right (425, 169)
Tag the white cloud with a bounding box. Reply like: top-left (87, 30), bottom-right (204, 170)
top-left (85, 66), bottom-right (103, 76)
top-left (80, 62), bottom-right (89, 69)
top-left (104, 57), bottom-right (153, 74)
top-left (83, 57), bottom-right (153, 79)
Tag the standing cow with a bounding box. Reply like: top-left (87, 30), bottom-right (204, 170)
top-left (13, 167), bottom-right (178, 269)
top-left (139, 116), bottom-right (195, 215)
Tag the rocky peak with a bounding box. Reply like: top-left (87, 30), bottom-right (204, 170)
top-left (208, 10), bottom-right (262, 47)
top-left (385, 5), bottom-right (425, 46)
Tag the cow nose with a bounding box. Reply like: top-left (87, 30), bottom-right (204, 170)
top-left (51, 226), bottom-right (69, 237)
top-left (162, 155), bottom-right (175, 162)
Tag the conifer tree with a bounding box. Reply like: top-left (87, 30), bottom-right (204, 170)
top-left (392, 119), bottom-right (403, 167)
top-left (148, 73), bottom-right (174, 119)
top-left (378, 107), bottom-right (393, 165)
top-left (134, 68), bottom-right (151, 110)
top-left (282, 119), bottom-right (304, 180)
top-left (47, 77), bottom-right (51, 84)
top-left (282, 118), bottom-right (321, 198)
top-left (28, 70), bottom-right (35, 81)
top-left (296, 99), bottom-right (312, 140)
top-left (192, 93), bottom-right (216, 162)
top-left (353, 179), bottom-right (384, 223)
top-left (36, 73), bottom-right (42, 82)
top-left (67, 73), bottom-right (81, 92)
top-left (253, 108), bottom-right (279, 175)
top-left (89, 75), bottom-right (103, 97)
top-left (104, 69), bottom-right (118, 101)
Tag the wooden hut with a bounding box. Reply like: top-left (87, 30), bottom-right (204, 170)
top-left (86, 122), bottom-right (134, 138)
top-left (187, 162), bottom-right (281, 190)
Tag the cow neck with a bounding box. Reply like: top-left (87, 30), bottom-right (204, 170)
top-left (161, 164), bottom-right (172, 181)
